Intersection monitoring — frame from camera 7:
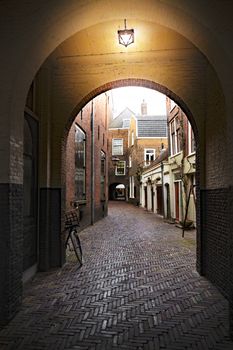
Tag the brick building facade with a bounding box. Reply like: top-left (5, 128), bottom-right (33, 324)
top-left (66, 93), bottom-right (111, 229)
top-left (108, 108), bottom-right (133, 200)
top-left (166, 97), bottom-right (196, 225)
top-left (128, 109), bottom-right (168, 206)
top-left (140, 98), bottom-right (196, 227)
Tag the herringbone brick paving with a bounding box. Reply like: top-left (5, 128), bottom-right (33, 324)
top-left (0, 202), bottom-right (233, 349)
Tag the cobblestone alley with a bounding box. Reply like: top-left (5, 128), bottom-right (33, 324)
top-left (0, 202), bottom-right (233, 350)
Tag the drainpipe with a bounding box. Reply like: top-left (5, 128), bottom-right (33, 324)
top-left (91, 100), bottom-right (95, 225)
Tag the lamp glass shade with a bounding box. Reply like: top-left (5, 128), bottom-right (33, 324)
top-left (118, 29), bottom-right (134, 47)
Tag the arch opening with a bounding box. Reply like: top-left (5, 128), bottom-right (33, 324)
top-left (1, 2), bottom-right (232, 338)
top-left (62, 81), bottom-right (200, 268)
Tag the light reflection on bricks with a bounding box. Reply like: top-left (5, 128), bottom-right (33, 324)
top-left (0, 201), bottom-right (233, 349)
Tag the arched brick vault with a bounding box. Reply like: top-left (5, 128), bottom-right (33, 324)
top-left (1, 2), bottom-right (232, 183)
top-left (1, 0), bottom-right (233, 335)
top-left (46, 18), bottom-right (223, 191)
top-left (37, 9), bottom-right (227, 312)
top-left (1, 2), bottom-right (230, 191)
top-left (4, 1), bottom-right (232, 120)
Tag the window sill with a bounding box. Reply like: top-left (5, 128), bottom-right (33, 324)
top-left (187, 152), bottom-right (196, 158)
top-left (170, 151), bottom-right (182, 158)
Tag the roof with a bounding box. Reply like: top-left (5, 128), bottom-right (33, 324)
top-left (109, 107), bottom-right (135, 129)
top-left (136, 115), bottom-right (167, 137)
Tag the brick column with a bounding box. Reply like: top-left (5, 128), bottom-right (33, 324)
top-left (0, 110), bottom-right (24, 325)
top-left (0, 184), bottom-right (23, 326)
top-left (228, 186), bottom-right (233, 339)
top-left (39, 188), bottom-right (64, 271)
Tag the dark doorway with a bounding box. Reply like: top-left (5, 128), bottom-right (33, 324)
top-left (174, 182), bottom-right (180, 221)
top-left (109, 183), bottom-right (126, 201)
top-left (156, 186), bottom-right (163, 215)
top-left (23, 113), bottom-right (38, 272)
top-left (144, 187), bottom-right (147, 209)
top-left (165, 183), bottom-right (171, 219)
top-left (151, 187), bottom-right (154, 212)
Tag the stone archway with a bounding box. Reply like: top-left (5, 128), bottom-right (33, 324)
top-left (1, 1), bottom-right (232, 334)
top-left (61, 78), bottom-right (201, 272)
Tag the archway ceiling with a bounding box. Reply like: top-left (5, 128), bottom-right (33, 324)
top-left (54, 20), bottom-right (194, 57)
top-left (49, 20), bottom-right (206, 118)
top-left (1, 0), bottom-right (232, 125)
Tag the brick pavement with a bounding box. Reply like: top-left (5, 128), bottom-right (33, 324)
top-left (0, 201), bottom-right (233, 350)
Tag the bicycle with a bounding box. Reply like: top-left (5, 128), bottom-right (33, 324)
top-left (64, 208), bottom-right (83, 266)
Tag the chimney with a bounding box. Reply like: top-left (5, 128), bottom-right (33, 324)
top-left (141, 99), bottom-right (147, 115)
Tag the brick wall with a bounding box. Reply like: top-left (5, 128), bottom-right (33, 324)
top-left (66, 93), bottom-right (109, 229)
top-left (0, 184), bottom-right (23, 326)
top-left (201, 188), bottom-right (229, 298)
top-left (108, 128), bottom-right (129, 197)
top-left (1, 0), bottom-right (233, 335)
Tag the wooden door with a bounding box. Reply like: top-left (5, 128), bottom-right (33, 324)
top-left (144, 187), bottom-right (147, 209)
top-left (174, 182), bottom-right (180, 221)
top-left (151, 187), bottom-right (154, 212)
top-left (156, 186), bottom-right (163, 215)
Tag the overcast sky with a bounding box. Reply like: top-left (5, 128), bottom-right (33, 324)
top-left (111, 86), bottom-right (167, 118)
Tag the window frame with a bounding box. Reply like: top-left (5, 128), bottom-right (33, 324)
top-left (144, 148), bottom-right (155, 165)
top-left (170, 117), bottom-right (182, 156)
top-left (115, 160), bottom-right (126, 176)
top-left (188, 121), bottom-right (195, 155)
top-left (75, 124), bottom-right (86, 201)
top-left (112, 138), bottom-right (123, 155)
top-left (100, 150), bottom-right (106, 201)
top-left (170, 99), bottom-right (176, 111)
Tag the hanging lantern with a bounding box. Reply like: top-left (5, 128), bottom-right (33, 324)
top-left (118, 19), bottom-right (134, 47)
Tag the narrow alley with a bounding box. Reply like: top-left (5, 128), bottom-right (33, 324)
top-left (0, 202), bottom-right (232, 350)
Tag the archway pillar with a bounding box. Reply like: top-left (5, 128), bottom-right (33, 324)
top-left (36, 66), bottom-right (65, 271)
top-left (228, 186), bottom-right (233, 339)
top-left (0, 108), bottom-right (24, 326)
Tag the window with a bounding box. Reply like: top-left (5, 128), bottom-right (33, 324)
top-left (112, 138), bottom-right (123, 155)
top-left (171, 120), bottom-right (176, 155)
top-left (176, 117), bottom-right (181, 153)
top-left (115, 161), bottom-right (126, 175)
top-left (75, 125), bottom-right (86, 200)
top-left (100, 151), bottom-right (106, 200)
top-left (144, 149), bottom-right (155, 165)
top-left (188, 121), bottom-right (195, 154)
top-left (170, 99), bottom-right (176, 111)
top-left (170, 117), bottom-right (182, 155)
top-left (129, 176), bottom-right (135, 198)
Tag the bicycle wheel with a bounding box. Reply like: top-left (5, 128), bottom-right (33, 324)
top-left (70, 229), bottom-right (83, 266)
